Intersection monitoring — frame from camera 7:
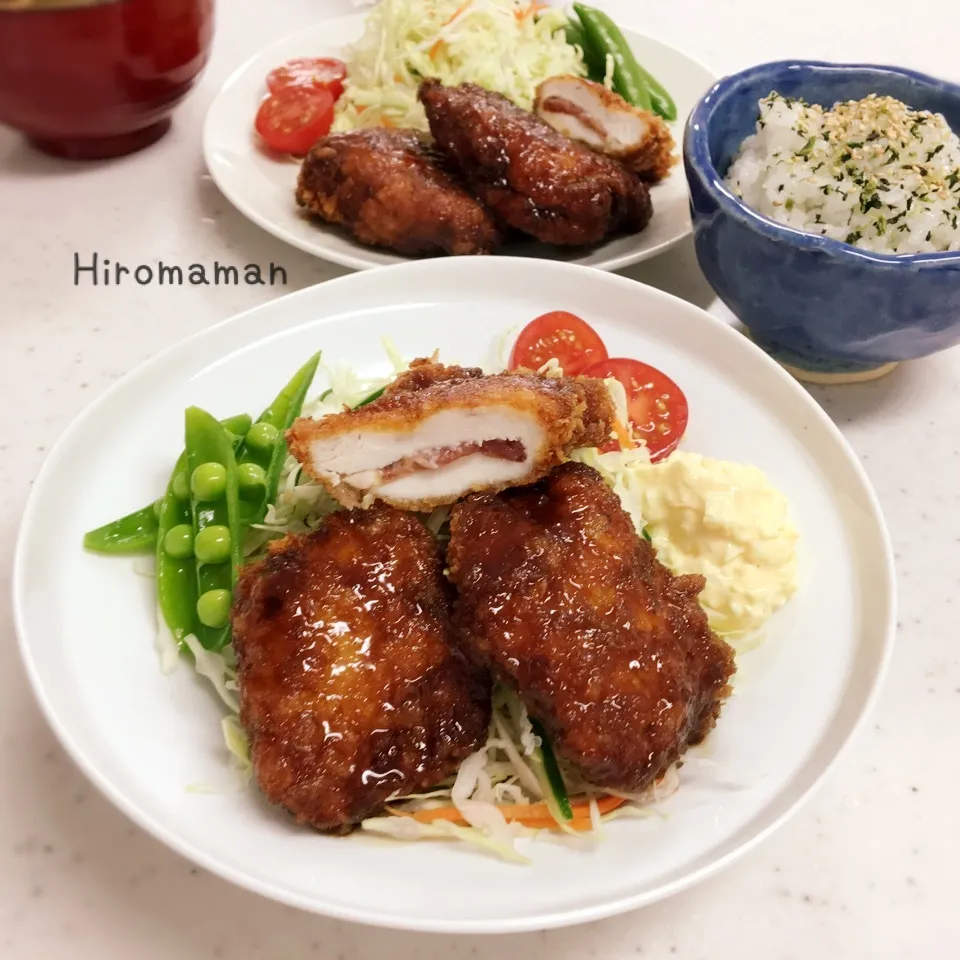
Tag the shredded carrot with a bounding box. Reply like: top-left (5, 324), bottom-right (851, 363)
top-left (429, 38), bottom-right (445, 59)
top-left (612, 420), bottom-right (637, 450)
top-left (514, 1), bottom-right (548, 20)
top-left (402, 795), bottom-right (626, 828)
top-left (442, 0), bottom-right (471, 26)
top-left (380, 116), bottom-right (396, 128)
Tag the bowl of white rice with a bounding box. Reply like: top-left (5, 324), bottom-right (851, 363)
top-left (684, 61), bottom-right (960, 382)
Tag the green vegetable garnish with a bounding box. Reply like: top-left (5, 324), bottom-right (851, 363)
top-left (572, 4), bottom-right (677, 120)
top-left (196, 589), bottom-right (232, 630)
top-left (162, 523), bottom-right (195, 560)
top-left (237, 462), bottom-right (267, 497)
top-left (194, 525), bottom-right (232, 565)
top-left (353, 386), bottom-right (386, 408)
top-left (530, 718), bottom-right (574, 823)
top-left (82, 413), bottom-right (251, 555)
top-left (156, 452), bottom-right (199, 647)
top-left (238, 352), bottom-right (321, 526)
top-left (185, 406), bottom-right (242, 651)
top-left (564, 16), bottom-right (607, 84)
top-left (82, 502), bottom-right (160, 555)
top-left (191, 462), bottom-right (228, 502)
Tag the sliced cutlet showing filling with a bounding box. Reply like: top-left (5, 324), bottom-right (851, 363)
top-left (286, 360), bottom-right (616, 511)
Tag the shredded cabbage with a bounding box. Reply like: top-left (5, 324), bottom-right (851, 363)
top-left (332, 0), bottom-right (584, 133)
top-left (154, 613), bottom-right (181, 676)
top-left (362, 815), bottom-right (532, 863)
top-left (182, 635), bottom-right (239, 713)
top-left (132, 556), bottom-right (156, 578)
top-left (245, 337), bottom-right (415, 555)
top-left (571, 444), bottom-right (654, 536)
top-left (160, 338), bottom-right (778, 864)
top-left (602, 51), bottom-right (615, 89)
top-left (222, 715), bottom-right (253, 780)
top-left (489, 322), bottom-right (520, 372)
top-left (361, 685), bottom-right (671, 861)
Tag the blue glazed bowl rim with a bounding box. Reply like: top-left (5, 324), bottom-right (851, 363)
top-left (685, 59), bottom-right (960, 266)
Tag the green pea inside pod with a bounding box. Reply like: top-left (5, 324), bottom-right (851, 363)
top-left (245, 422), bottom-right (280, 453)
top-left (237, 462), bottom-right (267, 498)
top-left (191, 461), bottom-right (227, 502)
top-left (196, 589), bottom-right (232, 629)
top-left (194, 525), bottom-right (232, 564)
top-left (171, 469), bottom-right (190, 501)
top-left (163, 523), bottom-right (195, 560)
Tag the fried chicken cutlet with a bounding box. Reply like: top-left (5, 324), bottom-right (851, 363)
top-left (286, 360), bottom-right (616, 511)
top-left (231, 506), bottom-right (491, 831)
top-left (534, 76), bottom-right (677, 184)
top-left (419, 79), bottom-right (652, 246)
top-left (447, 462), bottom-right (736, 793)
top-left (295, 128), bottom-right (501, 256)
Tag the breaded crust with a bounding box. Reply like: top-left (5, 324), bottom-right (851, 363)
top-left (231, 506), bottom-right (491, 831)
top-left (382, 357), bottom-right (485, 397)
top-left (295, 128), bottom-right (502, 256)
top-left (447, 462), bottom-right (736, 793)
top-left (533, 76), bottom-right (678, 184)
top-left (286, 364), bottom-right (617, 511)
top-left (419, 79), bottom-right (653, 246)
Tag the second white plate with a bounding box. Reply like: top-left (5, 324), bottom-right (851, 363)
top-left (203, 14), bottom-right (715, 271)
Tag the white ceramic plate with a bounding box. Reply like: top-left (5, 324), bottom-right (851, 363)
top-left (14, 258), bottom-right (894, 933)
top-left (202, 15), bottom-right (715, 272)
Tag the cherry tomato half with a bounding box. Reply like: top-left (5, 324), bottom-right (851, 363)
top-left (266, 57), bottom-right (348, 100)
top-left (254, 86), bottom-right (335, 157)
top-left (510, 311), bottom-right (608, 376)
top-left (583, 358), bottom-right (689, 461)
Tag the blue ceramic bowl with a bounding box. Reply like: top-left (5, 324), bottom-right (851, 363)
top-left (684, 61), bottom-right (960, 378)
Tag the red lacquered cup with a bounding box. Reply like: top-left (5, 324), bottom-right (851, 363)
top-left (0, 0), bottom-right (214, 160)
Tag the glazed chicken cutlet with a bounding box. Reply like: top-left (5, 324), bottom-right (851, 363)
top-left (447, 462), bottom-right (736, 793)
top-left (286, 360), bottom-right (616, 510)
top-left (418, 79), bottom-right (653, 246)
top-left (535, 76), bottom-right (677, 184)
top-left (295, 128), bottom-right (502, 256)
top-left (231, 506), bottom-right (491, 831)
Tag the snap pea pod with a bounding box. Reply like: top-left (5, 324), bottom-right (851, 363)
top-left (634, 60), bottom-right (676, 122)
top-left (564, 17), bottom-right (607, 85)
top-left (82, 413), bottom-right (252, 555)
top-left (185, 406), bottom-right (242, 651)
top-left (353, 386), bottom-right (385, 409)
top-left (530, 718), bottom-right (574, 823)
top-left (83, 501), bottom-right (160, 555)
top-left (237, 352), bottom-right (321, 523)
top-left (574, 4), bottom-right (677, 120)
top-left (156, 452), bottom-right (198, 646)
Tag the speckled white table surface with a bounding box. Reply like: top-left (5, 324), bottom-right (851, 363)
top-left (1, 0), bottom-right (958, 956)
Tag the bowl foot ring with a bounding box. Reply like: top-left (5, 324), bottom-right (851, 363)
top-left (777, 359), bottom-right (898, 385)
top-left (741, 329), bottom-right (900, 385)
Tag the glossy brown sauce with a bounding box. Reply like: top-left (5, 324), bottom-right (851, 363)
top-left (231, 506), bottom-right (491, 830)
top-left (447, 462), bottom-right (736, 792)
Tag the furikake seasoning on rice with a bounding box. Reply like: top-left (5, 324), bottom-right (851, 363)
top-left (724, 91), bottom-right (960, 254)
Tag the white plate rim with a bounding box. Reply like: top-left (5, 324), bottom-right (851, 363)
top-left (12, 258), bottom-right (897, 933)
top-left (201, 13), bottom-right (716, 273)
